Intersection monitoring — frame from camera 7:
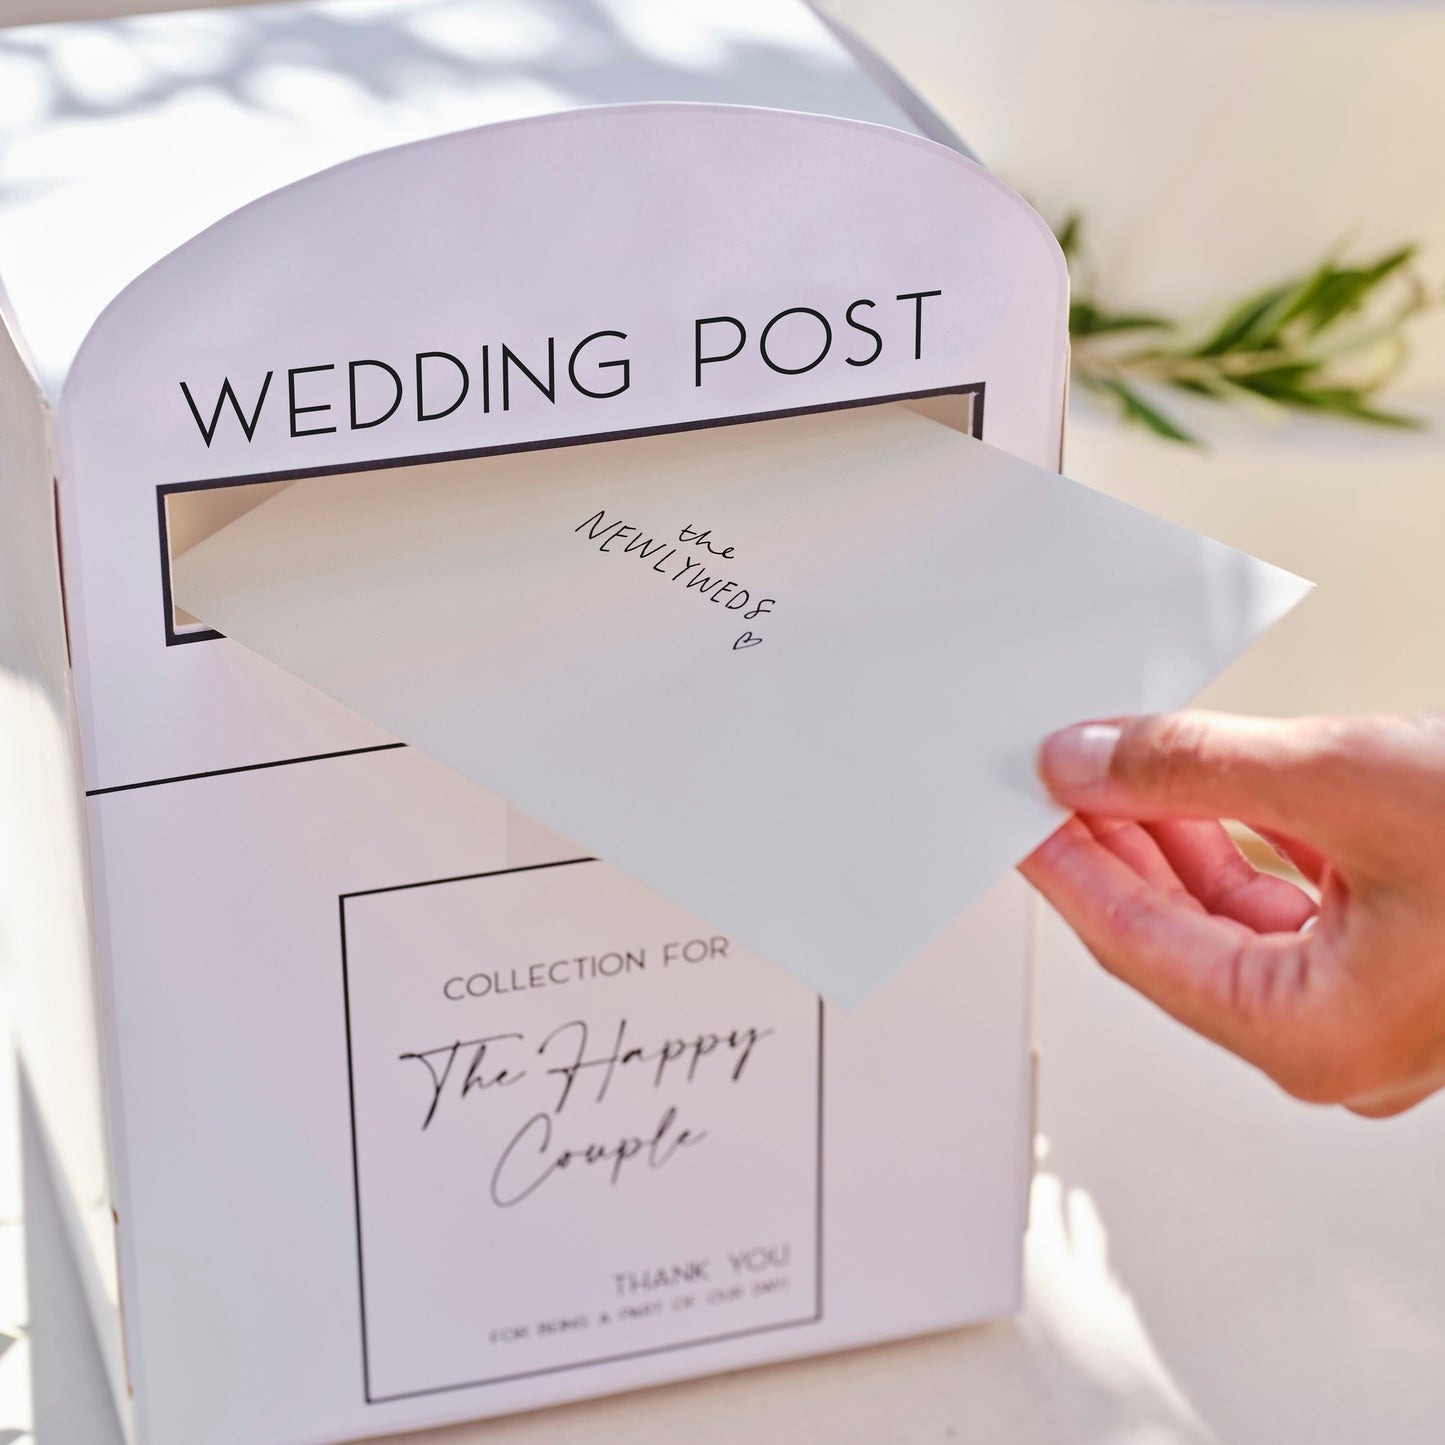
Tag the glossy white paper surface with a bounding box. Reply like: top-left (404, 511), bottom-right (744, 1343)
top-left (174, 404), bottom-right (1310, 1005)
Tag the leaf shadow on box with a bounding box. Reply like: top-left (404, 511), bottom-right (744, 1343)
top-left (0, 0), bottom-right (884, 214)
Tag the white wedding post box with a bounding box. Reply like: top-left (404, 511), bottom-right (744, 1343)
top-left (0, 3), bottom-right (1068, 1443)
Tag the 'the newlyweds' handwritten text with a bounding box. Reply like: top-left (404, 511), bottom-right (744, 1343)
top-left (574, 511), bottom-right (777, 645)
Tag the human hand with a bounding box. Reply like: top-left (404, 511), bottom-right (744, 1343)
top-left (1020, 712), bottom-right (1445, 1117)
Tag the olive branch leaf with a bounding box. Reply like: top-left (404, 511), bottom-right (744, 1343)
top-left (1059, 215), bottom-right (1434, 445)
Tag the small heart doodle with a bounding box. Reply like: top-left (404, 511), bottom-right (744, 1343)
top-left (733, 631), bottom-right (763, 650)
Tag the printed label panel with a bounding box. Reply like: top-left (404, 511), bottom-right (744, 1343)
top-left (341, 858), bottom-right (822, 1403)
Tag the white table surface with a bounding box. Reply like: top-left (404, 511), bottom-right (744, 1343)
top-left (4, 904), bottom-right (1443, 1445)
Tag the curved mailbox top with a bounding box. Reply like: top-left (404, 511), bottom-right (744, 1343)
top-left (0, 0), bottom-right (932, 400)
top-left (57, 103), bottom-right (1067, 794)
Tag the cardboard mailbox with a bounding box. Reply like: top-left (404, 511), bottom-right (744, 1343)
top-left (0, 3), bottom-right (1068, 1442)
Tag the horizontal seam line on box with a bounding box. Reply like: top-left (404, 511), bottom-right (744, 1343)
top-left (84, 741), bottom-right (408, 796)
top-left (339, 856), bottom-right (597, 902)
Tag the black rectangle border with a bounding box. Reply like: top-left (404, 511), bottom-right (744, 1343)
top-left (338, 856), bottom-right (827, 1406)
top-left (158, 380), bottom-right (985, 647)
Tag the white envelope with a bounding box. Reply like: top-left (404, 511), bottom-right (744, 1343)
top-left (173, 403), bottom-right (1310, 1005)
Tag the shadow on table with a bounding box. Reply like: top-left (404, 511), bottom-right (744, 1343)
top-left (19, 919), bottom-right (1445, 1445)
top-left (7, 1037), bottom-right (1213, 1445)
top-left (1033, 910), bottom-right (1445, 1445)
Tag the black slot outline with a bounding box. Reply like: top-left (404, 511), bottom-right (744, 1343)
top-left (338, 856), bottom-right (826, 1406)
top-left (157, 381), bottom-right (985, 647)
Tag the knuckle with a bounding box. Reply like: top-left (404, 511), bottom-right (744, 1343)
top-left (1100, 890), bottom-right (1157, 946)
top-left (1401, 711), bottom-right (1445, 757)
top-left (1304, 713), bottom-right (1444, 787)
top-left (1269, 1029), bottom-right (1399, 1107)
top-left (1120, 713), bottom-right (1211, 801)
top-left (1346, 1097), bottom-right (1419, 1121)
top-left (1272, 1059), bottom-right (1349, 1106)
top-left (1292, 714), bottom-right (1445, 868)
top-left (1274, 1075), bottom-right (1338, 1106)
top-left (1300, 716), bottom-right (1385, 776)
top-left (1268, 1047), bottom-right (1353, 1105)
top-left (1202, 851), bottom-right (1258, 912)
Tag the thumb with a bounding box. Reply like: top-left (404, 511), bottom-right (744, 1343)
top-left (1036, 712), bottom-right (1369, 861)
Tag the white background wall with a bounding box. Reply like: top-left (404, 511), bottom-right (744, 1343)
top-left (824, 0), bottom-right (1445, 717)
top-left (825, 0), bottom-right (1445, 390)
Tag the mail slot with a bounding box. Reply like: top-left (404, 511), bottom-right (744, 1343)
top-left (159, 389), bottom-right (979, 641)
top-left (0, 4), bottom-right (1072, 1443)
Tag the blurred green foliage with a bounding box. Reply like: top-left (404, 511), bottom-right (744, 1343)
top-left (1059, 215), bottom-right (1431, 445)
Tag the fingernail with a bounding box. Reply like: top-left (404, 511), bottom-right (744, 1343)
top-left (1039, 723), bottom-right (1121, 794)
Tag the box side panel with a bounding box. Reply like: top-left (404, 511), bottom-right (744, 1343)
top-left (0, 318), bottom-right (131, 1426)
